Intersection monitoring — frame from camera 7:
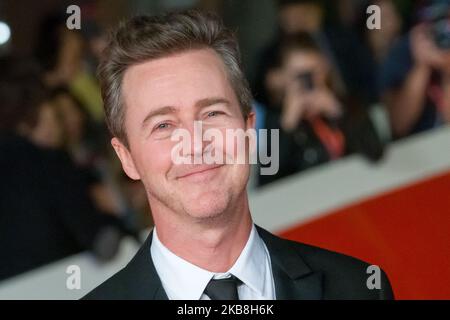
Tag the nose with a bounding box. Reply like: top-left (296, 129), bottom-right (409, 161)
top-left (181, 120), bottom-right (210, 161)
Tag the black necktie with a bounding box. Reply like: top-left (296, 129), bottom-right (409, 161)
top-left (204, 275), bottom-right (241, 300)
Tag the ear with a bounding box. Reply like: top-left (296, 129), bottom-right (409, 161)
top-left (111, 137), bottom-right (141, 180)
top-left (245, 111), bottom-right (256, 130)
top-left (245, 111), bottom-right (257, 156)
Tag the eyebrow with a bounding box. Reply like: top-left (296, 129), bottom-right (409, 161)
top-left (141, 97), bottom-right (231, 129)
top-left (141, 106), bottom-right (177, 129)
top-left (195, 97), bottom-right (230, 109)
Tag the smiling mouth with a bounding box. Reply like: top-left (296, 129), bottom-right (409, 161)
top-left (176, 164), bottom-right (224, 180)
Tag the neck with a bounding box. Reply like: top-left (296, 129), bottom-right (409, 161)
top-left (152, 193), bottom-right (253, 273)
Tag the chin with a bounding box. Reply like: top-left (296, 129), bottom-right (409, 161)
top-left (182, 190), bottom-right (231, 220)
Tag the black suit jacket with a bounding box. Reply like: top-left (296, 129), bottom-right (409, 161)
top-left (83, 226), bottom-right (394, 300)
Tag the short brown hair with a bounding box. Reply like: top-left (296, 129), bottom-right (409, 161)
top-left (98, 10), bottom-right (253, 147)
top-left (278, 32), bottom-right (322, 65)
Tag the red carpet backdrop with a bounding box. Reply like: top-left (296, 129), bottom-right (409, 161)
top-left (279, 171), bottom-right (450, 299)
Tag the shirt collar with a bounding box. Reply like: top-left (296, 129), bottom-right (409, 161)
top-left (228, 224), bottom-right (268, 296)
top-left (151, 227), bottom-right (213, 300)
top-left (150, 224), bottom-right (268, 299)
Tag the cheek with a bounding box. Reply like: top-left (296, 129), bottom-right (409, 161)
top-left (134, 140), bottom-right (174, 180)
top-left (218, 121), bottom-right (249, 163)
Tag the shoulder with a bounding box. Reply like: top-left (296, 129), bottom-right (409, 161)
top-left (288, 238), bottom-right (394, 299)
top-left (82, 232), bottom-right (165, 300)
top-left (82, 267), bottom-right (132, 300)
top-left (257, 226), bottom-right (394, 299)
top-left (289, 237), bottom-right (380, 276)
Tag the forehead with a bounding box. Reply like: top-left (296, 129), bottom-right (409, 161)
top-left (122, 48), bottom-right (236, 114)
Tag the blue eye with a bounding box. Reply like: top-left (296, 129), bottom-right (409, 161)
top-left (207, 111), bottom-right (222, 117)
top-left (155, 123), bottom-right (170, 130)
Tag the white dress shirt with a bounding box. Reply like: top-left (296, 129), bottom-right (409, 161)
top-left (150, 224), bottom-right (276, 300)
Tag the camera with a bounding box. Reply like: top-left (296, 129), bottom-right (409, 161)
top-left (296, 71), bottom-right (314, 91)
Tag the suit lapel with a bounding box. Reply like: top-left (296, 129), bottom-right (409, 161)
top-left (256, 225), bottom-right (323, 300)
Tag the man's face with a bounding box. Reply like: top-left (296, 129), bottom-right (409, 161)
top-left (114, 49), bottom-right (255, 221)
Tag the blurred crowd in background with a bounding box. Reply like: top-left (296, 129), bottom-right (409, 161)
top-left (1, 0), bottom-right (450, 282)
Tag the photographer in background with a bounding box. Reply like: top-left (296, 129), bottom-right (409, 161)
top-left (380, 0), bottom-right (450, 138)
top-left (254, 0), bottom-right (375, 109)
top-left (259, 32), bottom-right (386, 186)
top-left (259, 33), bottom-right (345, 186)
